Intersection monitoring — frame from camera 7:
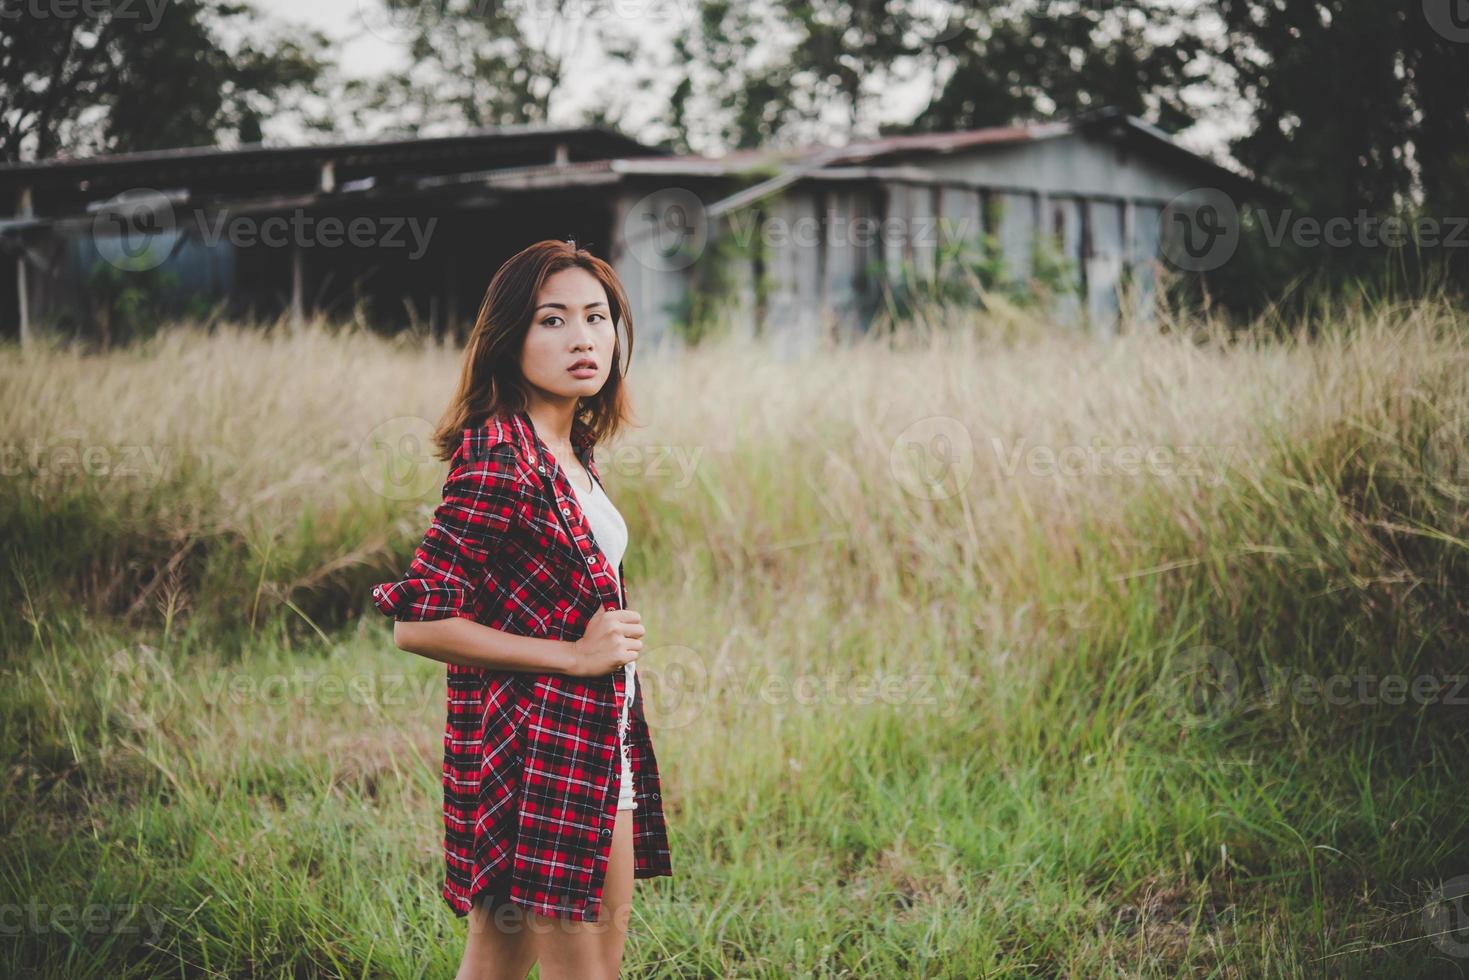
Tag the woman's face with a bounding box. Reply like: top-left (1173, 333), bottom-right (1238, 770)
top-left (519, 266), bottom-right (616, 404)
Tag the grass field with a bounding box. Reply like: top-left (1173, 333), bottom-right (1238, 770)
top-left (3, 294), bottom-right (1467, 977)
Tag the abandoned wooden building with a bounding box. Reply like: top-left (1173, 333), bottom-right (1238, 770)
top-left (0, 108), bottom-right (1273, 352)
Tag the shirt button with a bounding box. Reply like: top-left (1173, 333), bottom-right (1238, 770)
top-left (562, 507), bottom-right (570, 515)
top-left (372, 587), bottom-right (381, 596)
top-left (538, 465), bottom-right (546, 474)
top-left (587, 555), bottom-right (597, 565)
top-left (600, 827), bottom-right (612, 840)
top-left (652, 792), bottom-right (660, 801)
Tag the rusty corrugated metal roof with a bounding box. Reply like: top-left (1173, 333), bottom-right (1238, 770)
top-left (822, 122), bottom-right (1066, 163)
top-left (0, 125), bottom-right (667, 193)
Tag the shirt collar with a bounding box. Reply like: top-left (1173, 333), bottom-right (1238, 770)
top-left (466, 409), bottom-right (594, 469)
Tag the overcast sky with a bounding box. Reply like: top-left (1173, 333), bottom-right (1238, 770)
top-left (246, 0), bottom-right (1247, 166)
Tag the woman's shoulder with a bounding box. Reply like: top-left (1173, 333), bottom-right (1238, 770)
top-left (454, 414), bottom-right (539, 491)
top-left (457, 409), bottom-right (537, 460)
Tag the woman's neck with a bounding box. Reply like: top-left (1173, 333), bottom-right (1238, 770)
top-left (524, 401), bottom-right (577, 460)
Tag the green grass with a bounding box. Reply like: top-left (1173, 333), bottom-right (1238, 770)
top-left (2, 295), bottom-right (1467, 976)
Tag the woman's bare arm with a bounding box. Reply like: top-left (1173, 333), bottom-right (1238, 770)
top-left (393, 607), bottom-right (643, 677)
top-left (394, 618), bottom-right (576, 674)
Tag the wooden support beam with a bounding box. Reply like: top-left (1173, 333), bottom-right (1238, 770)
top-left (290, 243), bottom-right (304, 333)
top-left (17, 185), bottom-right (32, 348)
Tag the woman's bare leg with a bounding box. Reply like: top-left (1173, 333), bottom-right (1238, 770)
top-left (454, 888), bottom-right (538, 980)
top-left (528, 807), bottom-right (636, 980)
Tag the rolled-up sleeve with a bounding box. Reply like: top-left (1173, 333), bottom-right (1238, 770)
top-left (371, 441), bottom-right (529, 622)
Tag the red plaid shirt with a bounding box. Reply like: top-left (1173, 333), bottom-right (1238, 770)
top-left (370, 409), bottom-right (673, 922)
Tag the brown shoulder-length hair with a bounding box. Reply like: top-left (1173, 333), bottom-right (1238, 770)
top-left (430, 239), bottom-right (635, 462)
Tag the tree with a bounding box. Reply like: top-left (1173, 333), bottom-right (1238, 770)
top-left (0, 0), bottom-right (331, 163)
top-left (1206, 0), bottom-right (1469, 312)
top-left (665, 0), bottom-right (1211, 152)
top-left (343, 0), bottom-right (644, 134)
top-left (916, 0), bottom-right (1207, 134)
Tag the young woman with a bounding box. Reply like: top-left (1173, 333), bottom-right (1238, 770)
top-left (370, 239), bottom-right (672, 980)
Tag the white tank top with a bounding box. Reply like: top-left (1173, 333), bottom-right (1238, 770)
top-left (565, 465), bottom-right (637, 810)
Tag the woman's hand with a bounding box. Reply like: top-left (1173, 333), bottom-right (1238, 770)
top-left (568, 607), bottom-right (644, 677)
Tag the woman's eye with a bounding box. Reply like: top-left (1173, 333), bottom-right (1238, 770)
top-left (539, 313), bottom-right (605, 326)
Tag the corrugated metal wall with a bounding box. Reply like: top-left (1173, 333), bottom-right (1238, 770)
top-left (615, 130), bottom-right (1214, 349)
